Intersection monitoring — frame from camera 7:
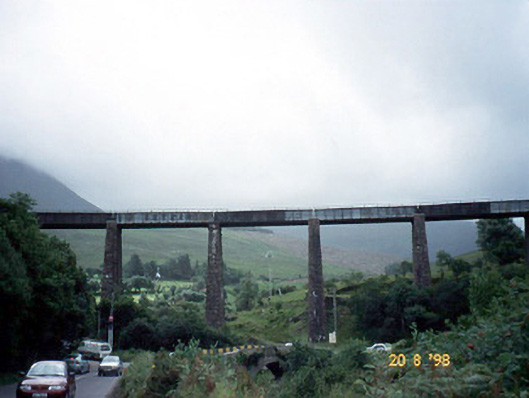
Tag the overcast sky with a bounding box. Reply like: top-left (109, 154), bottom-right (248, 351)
top-left (1, 1), bottom-right (528, 211)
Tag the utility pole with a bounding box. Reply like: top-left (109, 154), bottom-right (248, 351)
top-left (329, 287), bottom-right (337, 344)
top-left (108, 293), bottom-right (114, 348)
top-left (268, 265), bottom-right (272, 299)
top-left (333, 288), bottom-right (337, 334)
top-left (266, 251), bottom-right (273, 300)
top-left (97, 308), bottom-right (100, 340)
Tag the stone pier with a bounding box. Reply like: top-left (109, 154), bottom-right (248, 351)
top-left (102, 220), bottom-right (122, 299)
top-left (412, 213), bottom-right (432, 287)
top-left (308, 219), bottom-right (327, 342)
top-left (206, 223), bottom-right (225, 328)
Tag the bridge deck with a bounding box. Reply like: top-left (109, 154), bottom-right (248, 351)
top-left (36, 200), bottom-right (529, 229)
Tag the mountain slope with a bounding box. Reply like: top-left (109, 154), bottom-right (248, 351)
top-left (47, 228), bottom-right (401, 279)
top-left (0, 156), bottom-right (102, 212)
top-left (272, 220), bottom-right (478, 261)
top-left (0, 154), bottom-right (477, 267)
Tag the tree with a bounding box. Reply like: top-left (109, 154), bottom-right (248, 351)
top-left (0, 193), bottom-right (94, 370)
top-left (435, 250), bottom-right (471, 280)
top-left (235, 273), bottom-right (259, 311)
top-left (177, 254), bottom-right (193, 280)
top-left (384, 262), bottom-right (402, 276)
top-left (119, 318), bottom-right (158, 350)
top-left (144, 260), bottom-right (158, 279)
top-left (0, 228), bottom-right (30, 369)
top-left (400, 261), bottom-right (413, 277)
top-left (384, 261), bottom-right (412, 277)
top-left (113, 295), bottom-right (144, 348)
top-left (476, 219), bottom-right (524, 265)
top-left (161, 254), bottom-right (194, 280)
top-left (124, 254), bottom-right (144, 278)
top-left (128, 276), bottom-right (154, 293)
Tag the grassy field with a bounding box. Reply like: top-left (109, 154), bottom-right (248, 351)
top-left (127, 280), bottom-right (195, 302)
top-left (48, 228), bottom-right (355, 280)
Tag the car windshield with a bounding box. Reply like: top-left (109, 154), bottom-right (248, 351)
top-left (27, 363), bottom-right (66, 377)
top-left (101, 345), bottom-right (111, 351)
top-left (101, 356), bottom-right (119, 364)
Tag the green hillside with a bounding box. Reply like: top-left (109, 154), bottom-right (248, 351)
top-left (47, 228), bottom-right (362, 280)
top-left (455, 249), bottom-right (484, 263)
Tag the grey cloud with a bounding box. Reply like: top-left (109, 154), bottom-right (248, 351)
top-left (0, 1), bottom-right (528, 211)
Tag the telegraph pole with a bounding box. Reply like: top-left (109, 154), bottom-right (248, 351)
top-left (269, 265), bottom-right (272, 299)
top-left (108, 293), bottom-right (114, 348)
top-left (333, 288), bottom-right (337, 334)
top-left (97, 308), bottom-right (101, 340)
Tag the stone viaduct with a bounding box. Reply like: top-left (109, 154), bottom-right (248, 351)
top-left (37, 200), bottom-right (529, 342)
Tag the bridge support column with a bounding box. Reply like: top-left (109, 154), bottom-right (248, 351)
top-left (308, 219), bottom-right (327, 342)
top-left (524, 214), bottom-right (529, 266)
top-left (412, 213), bottom-right (432, 287)
top-left (102, 220), bottom-right (122, 299)
top-left (206, 223), bottom-right (225, 328)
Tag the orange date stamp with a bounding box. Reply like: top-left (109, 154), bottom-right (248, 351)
top-left (388, 353), bottom-right (451, 367)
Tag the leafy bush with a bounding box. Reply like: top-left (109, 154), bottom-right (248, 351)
top-left (118, 351), bottom-right (154, 398)
top-left (500, 262), bottom-right (529, 280)
top-left (332, 339), bottom-right (368, 370)
top-left (180, 290), bottom-right (205, 303)
top-left (119, 318), bottom-right (159, 350)
top-left (120, 341), bottom-right (267, 397)
top-left (468, 267), bottom-right (502, 316)
top-left (277, 340), bottom-right (368, 398)
top-left (282, 342), bottom-right (331, 373)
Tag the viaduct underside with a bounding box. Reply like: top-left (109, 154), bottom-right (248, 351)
top-left (37, 200), bottom-right (529, 343)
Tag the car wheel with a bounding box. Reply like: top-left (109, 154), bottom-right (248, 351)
top-left (98, 371), bottom-right (102, 377)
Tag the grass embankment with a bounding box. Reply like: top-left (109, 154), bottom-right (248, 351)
top-left (229, 288), bottom-right (308, 344)
top-left (456, 249), bottom-right (484, 263)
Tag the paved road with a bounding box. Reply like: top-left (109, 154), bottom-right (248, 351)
top-left (0, 363), bottom-right (121, 398)
top-left (76, 371), bottom-right (120, 398)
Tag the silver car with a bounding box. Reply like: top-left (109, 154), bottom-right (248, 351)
top-left (97, 356), bottom-right (123, 377)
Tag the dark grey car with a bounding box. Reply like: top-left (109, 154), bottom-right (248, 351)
top-left (64, 353), bottom-right (90, 374)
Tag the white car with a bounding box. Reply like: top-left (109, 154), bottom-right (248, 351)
top-left (98, 355), bottom-right (123, 377)
top-left (366, 343), bottom-right (392, 352)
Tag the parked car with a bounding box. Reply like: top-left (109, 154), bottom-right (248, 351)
top-left (17, 360), bottom-right (76, 398)
top-left (97, 356), bottom-right (123, 377)
top-left (63, 353), bottom-right (90, 374)
top-left (77, 339), bottom-right (112, 360)
top-left (366, 343), bottom-right (392, 352)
